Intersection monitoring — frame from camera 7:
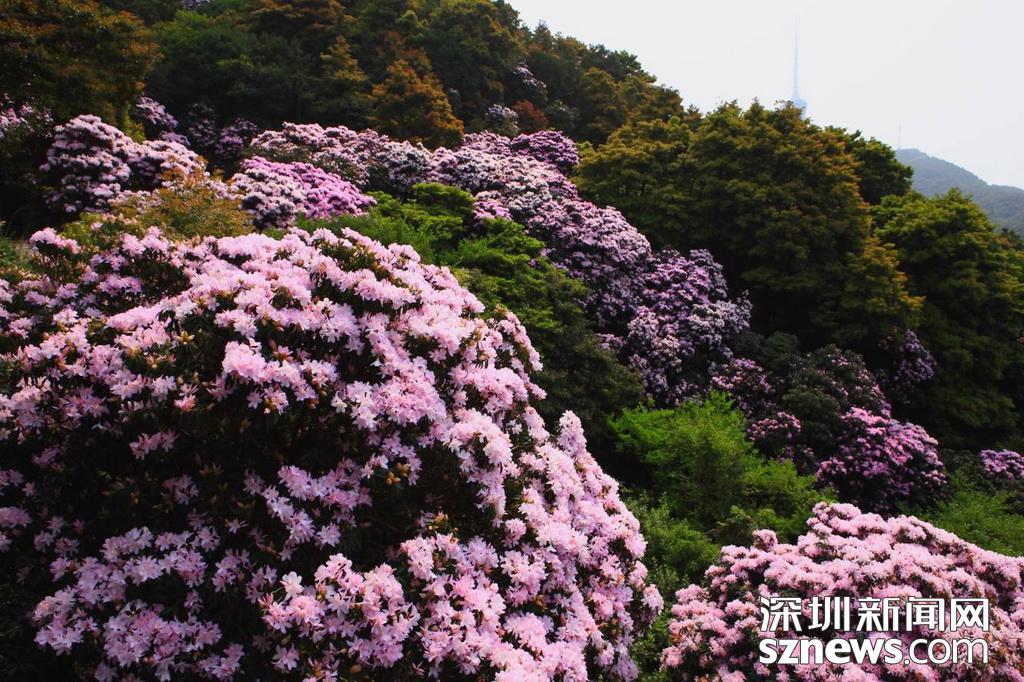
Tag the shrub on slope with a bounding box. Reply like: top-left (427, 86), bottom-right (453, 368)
top-left (0, 224), bottom-right (659, 679)
top-left (662, 503), bottom-right (1024, 681)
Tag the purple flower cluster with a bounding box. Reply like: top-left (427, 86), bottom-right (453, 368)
top-left (132, 96), bottom-right (189, 146)
top-left (484, 104), bottom-right (520, 136)
top-left (41, 114), bottom-right (203, 214)
top-left (184, 102), bottom-right (259, 166)
top-left (249, 122), bottom-right (431, 192)
top-left (712, 349), bottom-right (947, 510)
top-left (247, 122), bottom-right (750, 403)
top-left (979, 449), bottom-right (1024, 483)
top-left (228, 156), bottom-right (375, 229)
top-left (0, 226), bottom-right (659, 679)
top-left (0, 97), bottom-right (52, 143)
top-left (819, 407), bottom-right (947, 511)
top-left (512, 62), bottom-right (548, 99)
top-left (877, 329), bottom-right (937, 401)
top-left (662, 502), bottom-right (1024, 681)
top-left (510, 130), bottom-right (580, 174)
top-left (423, 138), bottom-right (747, 402)
top-left (615, 250), bottom-right (751, 404)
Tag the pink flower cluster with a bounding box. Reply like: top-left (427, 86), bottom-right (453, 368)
top-left (510, 130), bottom-right (580, 174)
top-left (979, 449), bottom-right (1024, 483)
top-left (228, 156), bottom-right (376, 228)
top-left (41, 114), bottom-right (203, 214)
top-left (0, 225), bottom-right (658, 679)
top-left (248, 122), bottom-right (431, 192)
top-left (662, 502), bottom-right (1024, 681)
top-left (132, 96), bottom-right (189, 146)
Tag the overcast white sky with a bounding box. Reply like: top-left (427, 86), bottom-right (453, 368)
top-left (511, 0), bottom-right (1024, 189)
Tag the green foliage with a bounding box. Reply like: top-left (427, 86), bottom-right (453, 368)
top-left (624, 498), bottom-right (718, 681)
top-left (874, 190), bottom-right (1024, 447)
top-left (924, 475), bottom-right (1024, 556)
top-left (113, 174), bottom-right (255, 239)
top-left (834, 128), bottom-right (913, 205)
top-left (613, 393), bottom-right (754, 527)
top-left (369, 59), bottom-right (464, 147)
top-left (613, 394), bottom-right (828, 674)
top-left (0, 0), bottom-right (158, 126)
top-left (0, 236), bottom-right (31, 279)
top-left (577, 103), bottom-right (921, 349)
top-left (421, 0), bottom-right (524, 123)
top-left (612, 394), bottom-right (825, 536)
top-left (630, 498), bottom-right (721, 590)
top-left (307, 183), bottom-right (644, 464)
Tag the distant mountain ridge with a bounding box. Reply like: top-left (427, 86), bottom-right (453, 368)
top-left (896, 148), bottom-right (1024, 235)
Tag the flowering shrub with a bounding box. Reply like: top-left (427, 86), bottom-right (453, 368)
top-left (183, 102), bottom-right (258, 166)
top-left (248, 122), bottom-right (431, 192)
top-left (0, 97), bottom-right (54, 231)
top-left (40, 114), bottom-right (133, 213)
top-left (662, 502), bottom-right (1024, 681)
top-left (979, 449), bottom-right (1024, 484)
top-left (213, 118), bottom-right (260, 164)
top-left (510, 130), bottom-right (579, 174)
top-left (41, 115), bottom-right (202, 214)
top-left (129, 138), bottom-right (205, 187)
top-left (185, 101), bottom-right (219, 150)
top-left (877, 329), bottom-right (936, 401)
top-left (712, 344), bottom-right (946, 511)
top-left (484, 104), bottom-right (520, 136)
top-left (132, 96), bottom-right (183, 143)
top-left (616, 250), bottom-right (750, 404)
top-left (0, 97), bottom-right (52, 144)
top-left (460, 131), bottom-right (514, 156)
top-left (0, 225), bottom-right (659, 679)
top-left (512, 63), bottom-right (548, 99)
top-left (228, 156), bottom-right (375, 229)
top-left (819, 408), bottom-right (946, 511)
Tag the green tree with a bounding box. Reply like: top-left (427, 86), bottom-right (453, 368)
top-left (146, 9), bottom-right (261, 121)
top-left (369, 58), bottom-right (464, 147)
top-left (835, 129), bottom-right (913, 205)
top-left (0, 0), bottom-right (157, 126)
top-left (577, 68), bottom-right (630, 143)
top-left (577, 102), bottom-right (920, 348)
top-left (314, 35), bottom-right (371, 125)
top-left (874, 190), bottom-right (1024, 446)
top-left (422, 0), bottom-right (524, 123)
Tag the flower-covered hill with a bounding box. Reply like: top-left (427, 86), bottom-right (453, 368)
top-left (1, 221), bottom-right (661, 679)
top-left (3, 106), bottom-right (1023, 680)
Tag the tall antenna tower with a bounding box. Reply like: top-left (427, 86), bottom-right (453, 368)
top-left (791, 19), bottom-right (808, 116)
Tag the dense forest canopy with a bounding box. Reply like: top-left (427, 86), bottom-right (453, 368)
top-left (1, 1), bottom-right (1023, 680)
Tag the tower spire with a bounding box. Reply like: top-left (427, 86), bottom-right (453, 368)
top-left (791, 19), bottom-right (808, 116)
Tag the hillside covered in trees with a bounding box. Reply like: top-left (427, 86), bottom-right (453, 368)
top-left (1, 1), bottom-right (1023, 680)
top-left (897, 147), bottom-right (1024, 236)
